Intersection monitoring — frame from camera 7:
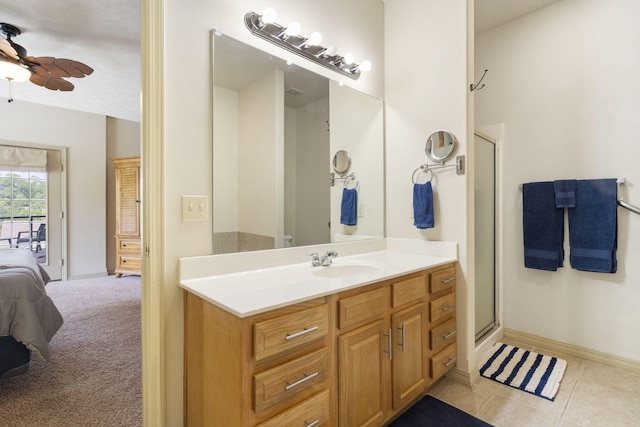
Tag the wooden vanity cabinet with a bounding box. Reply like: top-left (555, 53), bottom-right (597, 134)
top-left (184, 295), bottom-right (332, 427)
top-left (183, 262), bottom-right (456, 427)
top-left (336, 271), bottom-right (431, 426)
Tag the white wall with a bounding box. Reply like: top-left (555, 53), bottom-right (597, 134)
top-left (475, 0), bottom-right (640, 361)
top-left (385, 0), bottom-right (471, 372)
top-left (163, 1), bottom-right (385, 424)
top-left (213, 85), bottom-right (239, 232)
top-left (0, 98), bottom-right (108, 279)
top-left (238, 69), bottom-right (283, 239)
top-left (294, 96), bottom-right (330, 247)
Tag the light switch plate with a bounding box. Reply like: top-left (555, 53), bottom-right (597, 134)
top-left (181, 195), bottom-right (208, 221)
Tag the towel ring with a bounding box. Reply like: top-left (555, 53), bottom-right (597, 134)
top-left (344, 173), bottom-right (359, 190)
top-left (412, 164), bottom-right (433, 184)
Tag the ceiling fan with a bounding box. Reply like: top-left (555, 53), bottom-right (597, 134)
top-left (0, 22), bottom-right (93, 101)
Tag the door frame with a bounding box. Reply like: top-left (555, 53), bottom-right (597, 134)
top-left (0, 140), bottom-right (67, 281)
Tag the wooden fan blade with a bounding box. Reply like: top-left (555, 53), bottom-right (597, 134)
top-left (29, 72), bottom-right (75, 91)
top-left (29, 56), bottom-right (70, 77)
top-left (30, 56), bottom-right (93, 78)
top-left (0, 37), bottom-right (19, 60)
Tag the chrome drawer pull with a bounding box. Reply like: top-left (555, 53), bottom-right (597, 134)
top-left (440, 305), bottom-right (455, 312)
top-left (443, 357), bottom-right (457, 367)
top-left (284, 371), bottom-right (319, 391)
top-left (442, 331), bottom-right (456, 340)
top-left (441, 277), bottom-right (455, 284)
top-left (383, 328), bottom-right (392, 361)
top-left (285, 326), bottom-right (319, 341)
top-left (305, 420), bottom-right (320, 427)
top-left (397, 323), bottom-right (406, 352)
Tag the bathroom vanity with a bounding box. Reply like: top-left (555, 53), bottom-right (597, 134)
top-left (180, 240), bottom-right (457, 426)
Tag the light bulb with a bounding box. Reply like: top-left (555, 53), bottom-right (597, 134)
top-left (323, 45), bottom-right (337, 57)
top-left (343, 53), bottom-right (354, 65)
top-left (284, 21), bottom-right (301, 38)
top-left (260, 8), bottom-right (277, 26)
top-left (358, 60), bottom-right (372, 73)
top-left (305, 32), bottom-right (322, 47)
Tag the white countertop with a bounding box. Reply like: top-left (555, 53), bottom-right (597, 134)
top-left (179, 248), bottom-right (456, 318)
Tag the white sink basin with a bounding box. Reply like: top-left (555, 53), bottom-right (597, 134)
top-left (311, 262), bottom-right (385, 278)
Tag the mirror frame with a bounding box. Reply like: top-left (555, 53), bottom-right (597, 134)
top-left (332, 150), bottom-right (351, 175)
top-left (425, 130), bottom-right (458, 163)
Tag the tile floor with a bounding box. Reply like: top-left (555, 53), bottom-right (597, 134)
top-left (427, 338), bottom-right (640, 427)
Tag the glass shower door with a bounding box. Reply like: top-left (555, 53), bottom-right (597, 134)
top-left (474, 132), bottom-right (496, 341)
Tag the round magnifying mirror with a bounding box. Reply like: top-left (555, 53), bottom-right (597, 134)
top-left (425, 130), bottom-right (458, 163)
top-left (332, 150), bottom-right (351, 174)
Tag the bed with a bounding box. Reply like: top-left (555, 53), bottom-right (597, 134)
top-left (0, 248), bottom-right (63, 380)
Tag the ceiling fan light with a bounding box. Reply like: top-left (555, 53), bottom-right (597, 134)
top-left (0, 60), bottom-right (31, 82)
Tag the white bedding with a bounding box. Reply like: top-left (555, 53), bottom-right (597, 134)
top-left (0, 249), bottom-right (63, 361)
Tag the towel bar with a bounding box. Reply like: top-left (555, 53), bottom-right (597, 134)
top-left (517, 178), bottom-right (639, 216)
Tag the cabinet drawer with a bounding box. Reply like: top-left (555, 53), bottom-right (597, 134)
top-left (256, 389), bottom-right (329, 427)
top-left (392, 275), bottom-right (426, 308)
top-left (119, 239), bottom-right (141, 252)
top-left (254, 348), bottom-right (329, 415)
top-left (254, 304), bottom-right (329, 362)
top-left (430, 318), bottom-right (456, 352)
top-left (430, 293), bottom-right (456, 323)
top-left (430, 266), bottom-right (456, 294)
top-left (430, 344), bottom-right (457, 380)
top-left (118, 255), bottom-right (141, 271)
top-left (338, 288), bottom-right (385, 329)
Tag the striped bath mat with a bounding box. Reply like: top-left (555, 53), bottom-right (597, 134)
top-left (479, 342), bottom-right (567, 401)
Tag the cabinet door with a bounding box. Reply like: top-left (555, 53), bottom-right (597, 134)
top-left (115, 163), bottom-right (140, 237)
top-left (391, 304), bottom-right (426, 409)
top-left (338, 320), bottom-right (387, 427)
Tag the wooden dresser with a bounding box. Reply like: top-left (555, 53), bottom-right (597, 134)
top-left (112, 157), bottom-right (141, 277)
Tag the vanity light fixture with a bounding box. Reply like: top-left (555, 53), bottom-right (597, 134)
top-left (244, 9), bottom-right (371, 80)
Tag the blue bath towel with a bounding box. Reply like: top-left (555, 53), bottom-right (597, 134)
top-left (554, 180), bottom-right (577, 208)
top-left (568, 179), bottom-right (617, 273)
top-left (413, 182), bottom-right (434, 229)
top-left (522, 182), bottom-right (564, 271)
top-left (340, 187), bottom-right (358, 226)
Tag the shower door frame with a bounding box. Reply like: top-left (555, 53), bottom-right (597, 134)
top-left (474, 130), bottom-right (500, 343)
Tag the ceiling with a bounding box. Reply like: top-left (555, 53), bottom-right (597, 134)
top-left (0, 0), bottom-right (140, 122)
top-left (0, 0), bottom-right (561, 123)
top-left (475, 0), bottom-right (562, 34)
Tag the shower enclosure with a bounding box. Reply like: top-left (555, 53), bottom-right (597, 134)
top-left (474, 131), bottom-right (497, 341)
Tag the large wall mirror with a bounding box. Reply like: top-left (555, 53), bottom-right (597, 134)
top-left (212, 32), bottom-right (384, 253)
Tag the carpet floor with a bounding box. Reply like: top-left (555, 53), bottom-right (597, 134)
top-left (389, 394), bottom-right (493, 427)
top-left (0, 275), bottom-right (142, 426)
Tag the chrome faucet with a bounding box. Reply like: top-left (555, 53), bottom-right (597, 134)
top-left (310, 250), bottom-right (339, 266)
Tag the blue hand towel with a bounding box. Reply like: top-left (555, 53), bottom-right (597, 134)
top-left (522, 182), bottom-right (564, 271)
top-left (568, 179), bottom-right (617, 273)
top-left (413, 182), bottom-right (434, 229)
top-left (554, 180), bottom-right (577, 208)
top-left (340, 187), bottom-right (358, 226)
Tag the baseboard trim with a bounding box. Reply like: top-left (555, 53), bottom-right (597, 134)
top-left (504, 328), bottom-right (640, 373)
top-left (66, 272), bottom-right (109, 281)
top-left (446, 366), bottom-right (479, 386)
